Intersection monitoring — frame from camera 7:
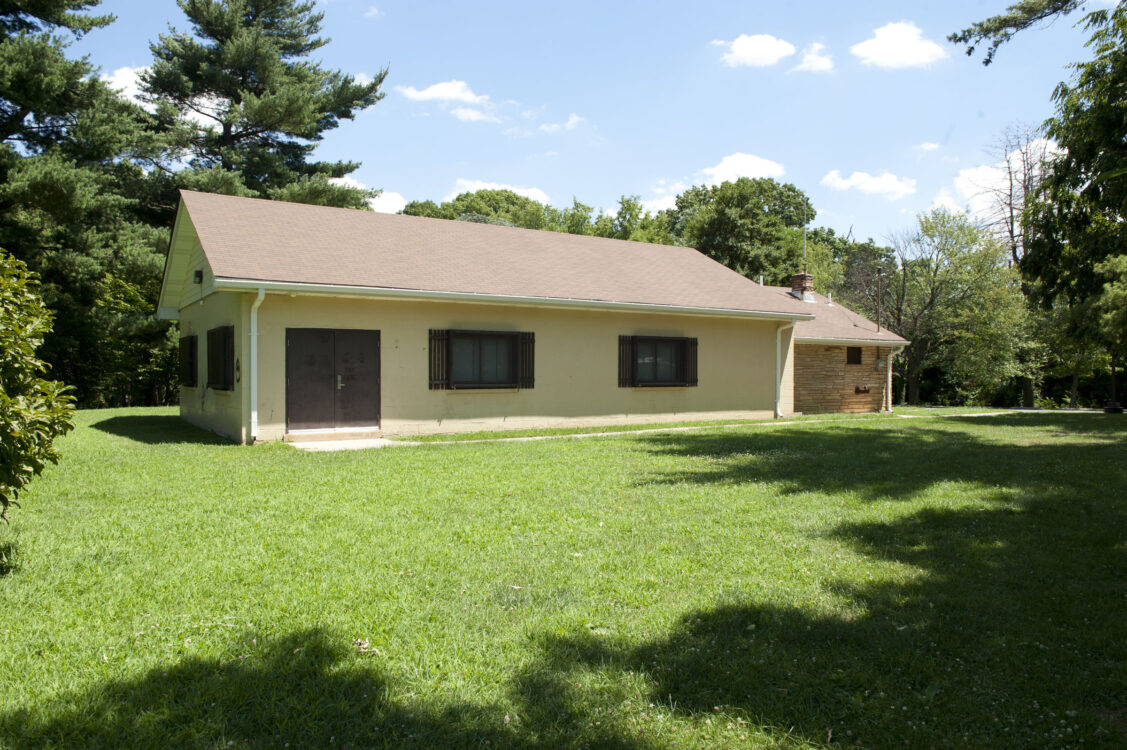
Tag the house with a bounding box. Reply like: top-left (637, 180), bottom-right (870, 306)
top-left (157, 190), bottom-right (907, 443)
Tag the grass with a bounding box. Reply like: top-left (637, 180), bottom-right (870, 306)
top-left (1, 407), bottom-right (1125, 748)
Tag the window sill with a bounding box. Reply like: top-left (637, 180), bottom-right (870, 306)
top-left (447, 387), bottom-right (521, 394)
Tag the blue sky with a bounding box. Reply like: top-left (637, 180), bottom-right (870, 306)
top-left (77, 0), bottom-right (1106, 241)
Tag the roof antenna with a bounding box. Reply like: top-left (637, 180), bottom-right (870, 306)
top-left (802, 205), bottom-right (808, 275)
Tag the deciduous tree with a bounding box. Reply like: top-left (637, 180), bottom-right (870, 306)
top-left (666, 178), bottom-right (813, 283)
top-left (886, 210), bottom-right (1030, 404)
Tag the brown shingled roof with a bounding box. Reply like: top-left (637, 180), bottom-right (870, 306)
top-left (787, 289), bottom-right (908, 345)
top-left (173, 190), bottom-right (816, 319)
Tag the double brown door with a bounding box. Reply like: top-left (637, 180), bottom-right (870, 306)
top-left (286, 329), bottom-right (380, 430)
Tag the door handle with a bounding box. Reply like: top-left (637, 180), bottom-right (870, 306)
top-left (337, 374), bottom-right (344, 390)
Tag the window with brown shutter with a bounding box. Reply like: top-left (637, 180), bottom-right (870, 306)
top-left (618, 335), bottom-right (698, 387)
top-left (429, 329), bottom-right (534, 390)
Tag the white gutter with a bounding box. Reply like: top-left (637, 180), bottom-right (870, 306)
top-left (249, 288), bottom-right (265, 443)
top-left (775, 321), bottom-right (796, 418)
top-left (212, 278), bottom-right (815, 323)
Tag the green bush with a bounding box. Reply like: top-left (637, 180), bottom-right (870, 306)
top-left (0, 251), bottom-right (74, 521)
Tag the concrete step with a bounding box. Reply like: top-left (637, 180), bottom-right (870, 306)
top-left (284, 428), bottom-right (383, 443)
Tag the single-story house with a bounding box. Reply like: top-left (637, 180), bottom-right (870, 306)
top-left (157, 190), bottom-right (907, 443)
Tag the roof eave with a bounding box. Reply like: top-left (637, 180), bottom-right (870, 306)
top-left (155, 198), bottom-right (187, 319)
top-left (213, 278), bottom-right (817, 321)
top-left (796, 335), bottom-right (910, 346)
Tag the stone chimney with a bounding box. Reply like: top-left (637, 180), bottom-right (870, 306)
top-left (790, 272), bottom-right (815, 302)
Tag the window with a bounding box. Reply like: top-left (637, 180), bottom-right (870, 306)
top-left (179, 335), bottom-right (198, 388)
top-left (846, 346), bottom-right (862, 365)
top-left (207, 325), bottom-right (235, 390)
top-left (618, 335), bottom-right (698, 387)
top-left (429, 329), bottom-right (534, 390)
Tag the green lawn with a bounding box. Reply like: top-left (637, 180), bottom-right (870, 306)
top-left (1, 408), bottom-right (1125, 748)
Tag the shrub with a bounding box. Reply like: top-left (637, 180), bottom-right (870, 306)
top-left (0, 251), bottom-right (75, 521)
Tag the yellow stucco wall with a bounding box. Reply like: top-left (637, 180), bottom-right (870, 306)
top-left (177, 291), bottom-right (249, 442)
top-left (172, 292), bottom-right (793, 442)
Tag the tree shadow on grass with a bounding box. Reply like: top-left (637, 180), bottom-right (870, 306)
top-left (0, 628), bottom-right (651, 750)
top-left (636, 413), bottom-right (1126, 503)
top-left (516, 491), bottom-right (1127, 746)
top-left (502, 413), bottom-right (1127, 746)
top-left (90, 415), bottom-right (233, 445)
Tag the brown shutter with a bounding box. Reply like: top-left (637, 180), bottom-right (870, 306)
top-left (179, 335), bottom-right (198, 387)
top-left (223, 325), bottom-right (235, 388)
top-left (518, 332), bottom-right (535, 388)
top-left (429, 329), bottom-right (449, 389)
top-left (207, 325), bottom-right (235, 390)
top-left (685, 338), bottom-right (698, 386)
top-left (618, 335), bottom-right (635, 387)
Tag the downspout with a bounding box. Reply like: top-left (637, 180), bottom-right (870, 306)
top-left (885, 346), bottom-right (900, 412)
top-left (249, 288), bottom-right (265, 443)
top-left (775, 321), bottom-right (796, 418)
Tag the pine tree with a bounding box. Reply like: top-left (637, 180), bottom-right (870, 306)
top-left (1, 1), bottom-right (175, 405)
top-left (143, 0), bottom-right (387, 208)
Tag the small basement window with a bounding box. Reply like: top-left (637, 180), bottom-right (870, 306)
top-left (846, 346), bottom-right (863, 365)
top-left (429, 329), bottom-right (535, 389)
top-left (618, 335), bottom-right (698, 387)
top-left (179, 335), bottom-right (198, 388)
top-left (207, 325), bottom-right (235, 390)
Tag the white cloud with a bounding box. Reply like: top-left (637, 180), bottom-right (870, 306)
top-left (355, 72), bottom-right (374, 86)
top-left (364, 5), bottom-right (382, 18)
top-left (538, 113), bottom-right (584, 133)
top-left (101, 65), bottom-right (223, 127)
top-left (445, 179), bottom-right (550, 204)
top-left (792, 43), bottom-right (834, 73)
top-left (396, 79), bottom-right (487, 104)
top-left (715, 34), bottom-right (796, 67)
top-left (641, 179), bottom-right (686, 213)
top-left (451, 107), bottom-right (501, 123)
top-left (329, 175), bottom-right (366, 191)
top-left (929, 189), bottom-right (967, 215)
top-left (369, 190), bottom-right (406, 213)
top-left (701, 152), bottom-right (785, 184)
top-left (850, 22), bottom-right (948, 69)
top-left (101, 65), bottom-right (147, 106)
top-left (935, 138), bottom-right (1062, 220)
top-left (329, 176), bottom-right (408, 214)
top-left (642, 194), bottom-right (677, 213)
top-left (916, 141), bottom-right (940, 151)
top-left (821, 169), bottom-right (917, 201)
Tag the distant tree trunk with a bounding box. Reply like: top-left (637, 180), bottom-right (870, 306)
top-left (907, 367), bottom-right (922, 405)
top-left (1112, 361), bottom-right (1119, 404)
top-left (1070, 370), bottom-right (1080, 409)
top-left (1021, 376), bottom-right (1035, 407)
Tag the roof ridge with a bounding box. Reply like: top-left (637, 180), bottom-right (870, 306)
top-left (178, 188), bottom-right (696, 255)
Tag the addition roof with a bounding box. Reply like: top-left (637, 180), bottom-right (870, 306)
top-left (783, 289), bottom-right (909, 346)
